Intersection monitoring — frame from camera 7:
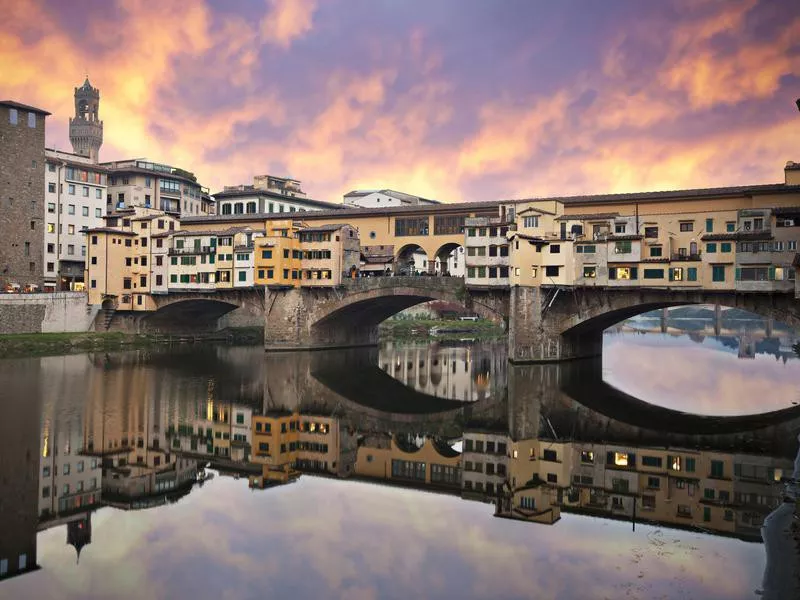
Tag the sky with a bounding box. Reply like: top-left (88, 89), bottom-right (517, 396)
top-left (2, 0), bottom-right (799, 203)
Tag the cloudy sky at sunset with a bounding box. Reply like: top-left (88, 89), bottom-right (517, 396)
top-left (3, 0), bottom-right (799, 203)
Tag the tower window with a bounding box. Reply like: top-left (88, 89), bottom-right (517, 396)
top-left (28, 112), bottom-right (36, 128)
top-left (9, 108), bottom-right (18, 125)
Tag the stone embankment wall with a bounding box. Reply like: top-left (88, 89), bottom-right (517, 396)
top-left (0, 292), bottom-right (96, 334)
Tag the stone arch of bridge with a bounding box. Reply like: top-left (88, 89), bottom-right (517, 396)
top-left (433, 242), bottom-right (464, 276)
top-left (554, 289), bottom-right (800, 339)
top-left (309, 283), bottom-right (506, 344)
top-left (143, 298), bottom-right (242, 331)
top-left (394, 243), bottom-right (429, 275)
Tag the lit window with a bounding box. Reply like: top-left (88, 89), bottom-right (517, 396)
top-left (614, 452), bottom-right (629, 466)
top-left (671, 456), bottom-right (682, 471)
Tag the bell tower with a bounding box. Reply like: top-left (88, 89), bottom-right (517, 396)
top-left (69, 77), bottom-right (103, 163)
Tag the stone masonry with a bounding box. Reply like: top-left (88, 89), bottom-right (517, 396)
top-left (0, 101), bottom-right (49, 291)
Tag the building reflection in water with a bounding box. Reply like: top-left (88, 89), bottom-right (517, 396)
top-left (0, 341), bottom-right (798, 588)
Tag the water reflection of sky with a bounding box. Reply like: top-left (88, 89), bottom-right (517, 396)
top-left (604, 332), bottom-right (800, 416)
top-left (4, 477), bottom-right (763, 600)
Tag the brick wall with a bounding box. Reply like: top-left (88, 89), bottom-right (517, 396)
top-left (0, 105), bottom-right (47, 291)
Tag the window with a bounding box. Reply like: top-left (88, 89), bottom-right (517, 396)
top-left (614, 240), bottom-right (632, 254)
top-left (669, 456), bottom-right (682, 471)
top-left (609, 267), bottom-right (637, 280)
top-left (710, 460), bottom-right (724, 478)
top-left (261, 249), bottom-right (272, 259)
top-left (523, 216), bottom-right (539, 228)
top-left (612, 452), bottom-right (630, 467)
top-left (671, 267), bottom-right (683, 281)
top-left (583, 266), bottom-right (596, 278)
top-left (679, 222), bottom-right (693, 232)
top-left (687, 267), bottom-right (698, 281)
top-left (544, 265), bottom-right (559, 277)
top-left (576, 244), bottom-right (595, 254)
top-left (615, 223), bottom-right (626, 234)
top-left (706, 243), bottom-right (717, 253)
top-left (643, 268), bottom-right (664, 279)
top-left (47, 182), bottom-right (56, 194)
top-left (549, 244), bottom-right (560, 254)
top-left (68, 184), bottom-right (75, 195)
top-left (9, 107), bottom-right (18, 124)
top-left (67, 244), bottom-right (74, 255)
top-left (720, 242), bottom-right (731, 253)
top-left (542, 449), bottom-right (558, 462)
top-left (95, 208), bottom-right (102, 218)
top-left (82, 186), bottom-right (89, 197)
top-left (67, 204), bottom-right (76, 215)
top-left (644, 226), bottom-right (658, 238)
top-left (68, 225), bottom-right (75, 234)
top-left (712, 265), bottom-right (725, 282)
top-left (642, 455), bottom-right (662, 468)
top-left (788, 241), bottom-right (797, 251)
top-left (649, 246), bottom-right (662, 257)
top-left (726, 221), bottom-right (735, 232)
top-left (395, 217), bottom-right (429, 236)
top-left (238, 271), bottom-right (247, 282)
top-left (82, 206), bottom-right (89, 216)
top-left (705, 218), bottom-right (713, 233)
top-left (685, 457), bottom-right (696, 472)
top-left (647, 476), bottom-right (660, 489)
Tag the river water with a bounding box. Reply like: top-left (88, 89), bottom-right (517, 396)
top-left (1, 320), bottom-right (799, 599)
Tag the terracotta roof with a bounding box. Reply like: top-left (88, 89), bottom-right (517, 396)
top-left (171, 227), bottom-right (246, 237)
top-left (518, 206), bottom-right (556, 216)
top-left (556, 212), bottom-right (619, 221)
top-left (607, 234), bottom-right (643, 241)
top-left (0, 100), bottom-right (51, 115)
top-left (502, 183), bottom-right (800, 207)
top-left (182, 200), bottom-right (500, 224)
top-left (84, 227), bottom-right (137, 236)
top-left (299, 223), bottom-right (351, 233)
top-left (508, 232), bottom-right (548, 243)
top-left (151, 232), bottom-right (174, 238)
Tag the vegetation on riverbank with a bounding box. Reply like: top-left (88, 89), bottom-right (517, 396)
top-left (0, 327), bottom-right (264, 359)
top-left (378, 318), bottom-right (505, 340)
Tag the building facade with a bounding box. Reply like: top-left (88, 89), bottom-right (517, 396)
top-left (0, 100), bottom-right (50, 292)
top-left (343, 189), bottom-right (440, 208)
top-left (215, 175), bottom-right (342, 216)
top-left (43, 149), bottom-right (107, 290)
top-left (101, 159), bottom-right (212, 217)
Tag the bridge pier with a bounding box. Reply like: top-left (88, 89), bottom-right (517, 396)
top-left (508, 286), bottom-right (603, 363)
top-left (263, 287), bottom-right (378, 351)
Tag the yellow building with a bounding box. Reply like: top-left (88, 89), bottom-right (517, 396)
top-left (355, 434), bottom-right (461, 489)
top-left (85, 207), bottom-right (179, 310)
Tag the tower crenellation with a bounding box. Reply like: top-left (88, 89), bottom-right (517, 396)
top-left (69, 77), bottom-right (103, 163)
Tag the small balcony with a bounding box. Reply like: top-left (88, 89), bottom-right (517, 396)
top-left (671, 253), bottom-right (702, 262)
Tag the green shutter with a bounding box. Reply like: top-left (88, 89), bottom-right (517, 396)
top-left (668, 269), bottom-right (674, 282)
top-left (630, 267), bottom-right (638, 280)
top-left (768, 266), bottom-right (776, 280)
top-left (735, 267), bottom-right (741, 280)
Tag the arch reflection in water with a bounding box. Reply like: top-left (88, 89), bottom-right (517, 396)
top-left (0, 343), bottom-right (798, 593)
top-left (378, 340), bottom-right (507, 402)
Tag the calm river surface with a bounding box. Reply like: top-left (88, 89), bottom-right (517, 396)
top-left (1, 318), bottom-right (799, 599)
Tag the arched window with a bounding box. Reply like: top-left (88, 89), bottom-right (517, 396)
top-left (234, 202), bottom-right (244, 214)
top-left (246, 201), bottom-right (257, 214)
top-left (221, 204), bottom-right (232, 215)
